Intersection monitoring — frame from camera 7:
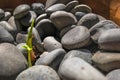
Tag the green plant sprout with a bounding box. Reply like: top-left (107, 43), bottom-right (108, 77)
top-left (23, 19), bottom-right (35, 67)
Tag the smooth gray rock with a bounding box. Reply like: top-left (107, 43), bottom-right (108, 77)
top-left (43, 36), bottom-right (62, 52)
top-left (35, 49), bottom-right (66, 70)
top-left (31, 3), bottom-right (45, 15)
top-left (60, 25), bottom-right (76, 37)
top-left (20, 11), bottom-right (37, 27)
top-left (98, 29), bottom-right (120, 51)
top-left (35, 13), bottom-right (48, 24)
top-left (35, 19), bottom-right (56, 39)
top-left (2, 11), bottom-right (11, 21)
top-left (50, 11), bottom-right (77, 30)
top-left (61, 26), bottom-right (90, 49)
top-left (8, 16), bottom-right (21, 33)
top-left (90, 20), bottom-right (118, 43)
top-left (61, 49), bottom-right (92, 64)
top-left (58, 57), bottom-right (107, 80)
top-left (0, 21), bottom-right (18, 38)
top-left (71, 4), bottom-right (92, 14)
top-left (16, 65), bottom-right (60, 80)
top-left (0, 26), bottom-right (14, 43)
top-left (77, 13), bottom-right (100, 29)
top-left (13, 4), bottom-right (30, 19)
top-left (92, 51), bottom-right (120, 72)
top-left (106, 69), bottom-right (120, 80)
top-left (65, 0), bottom-right (79, 12)
top-left (0, 43), bottom-right (27, 80)
top-left (46, 3), bottom-right (66, 15)
top-left (0, 9), bottom-right (4, 20)
top-left (75, 12), bottom-right (86, 21)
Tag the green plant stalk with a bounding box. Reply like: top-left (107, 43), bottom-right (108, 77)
top-left (23, 19), bottom-right (35, 67)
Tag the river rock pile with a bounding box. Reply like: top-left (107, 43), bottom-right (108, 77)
top-left (0, 0), bottom-right (120, 80)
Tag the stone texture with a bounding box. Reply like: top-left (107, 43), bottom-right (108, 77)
top-left (98, 29), bottom-right (120, 51)
top-left (58, 57), bottom-right (107, 80)
top-left (92, 51), bottom-right (120, 72)
top-left (0, 43), bottom-right (27, 80)
top-left (61, 26), bottom-right (90, 49)
top-left (50, 11), bottom-right (77, 30)
top-left (16, 65), bottom-right (60, 80)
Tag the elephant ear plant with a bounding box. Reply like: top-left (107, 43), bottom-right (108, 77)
top-left (23, 19), bottom-right (36, 67)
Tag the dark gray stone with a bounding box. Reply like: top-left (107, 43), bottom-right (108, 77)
top-left (50, 11), bottom-right (77, 30)
top-left (98, 29), bottom-right (120, 51)
top-left (65, 0), bottom-right (79, 12)
top-left (77, 13), bottom-right (100, 29)
top-left (46, 3), bottom-right (66, 15)
top-left (92, 51), bottom-right (120, 72)
top-left (0, 9), bottom-right (4, 20)
top-left (16, 65), bottom-right (60, 80)
top-left (35, 13), bottom-right (48, 24)
top-left (35, 49), bottom-right (66, 70)
top-left (20, 11), bottom-right (37, 27)
top-left (2, 11), bottom-right (11, 21)
top-left (31, 3), bottom-right (45, 15)
top-left (71, 4), bottom-right (92, 14)
top-left (75, 12), bottom-right (86, 21)
top-left (35, 19), bottom-right (56, 39)
top-left (0, 26), bottom-right (14, 43)
top-left (90, 20), bottom-right (118, 43)
top-left (0, 43), bottom-right (27, 80)
top-left (58, 57), bottom-right (107, 80)
top-left (43, 36), bottom-right (62, 52)
top-left (13, 4), bottom-right (30, 19)
top-left (61, 26), bottom-right (90, 49)
top-left (106, 69), bottom-right (120, 80)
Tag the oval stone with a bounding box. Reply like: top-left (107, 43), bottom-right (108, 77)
top-left (61, 26), bottom-right (90, 49)
top-left (16, 65), bottom-right (60, 80)
top-left (0, 43), bottom-right (27, 80)
top-left (58, 57), bottom-right (107, 80)
top-left (50, 11), bottom-right (77, 30)
top-left (90, 20), bottom-right (118, 43)
top-left (13, 4), bottom-right (30, 19)
top-left (98, 29), bottom-right (120, 51)
top-left (77, 13), bottom-right (100, 29)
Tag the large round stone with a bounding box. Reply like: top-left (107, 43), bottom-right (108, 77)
top-left (90, 20), bottom-right (118, 43)
top-left (77, 13), bottom-right (100, 29)
top-left (98, 29), bottom-right (120, 51)
top-left (13, 4), bottom-right (30, 19)
top-left (0, 43), bottom-right (27, 80)
top-left (58, 57), bottom-right (107, 80)
top-left (92, 51), bottom-right (120, 72)
top-left (50, 11), bottom-right (77, 30)
top-left (61, 26), bottom-right (90, 49)
top-left (16, 65), bottom-right (60, 80)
